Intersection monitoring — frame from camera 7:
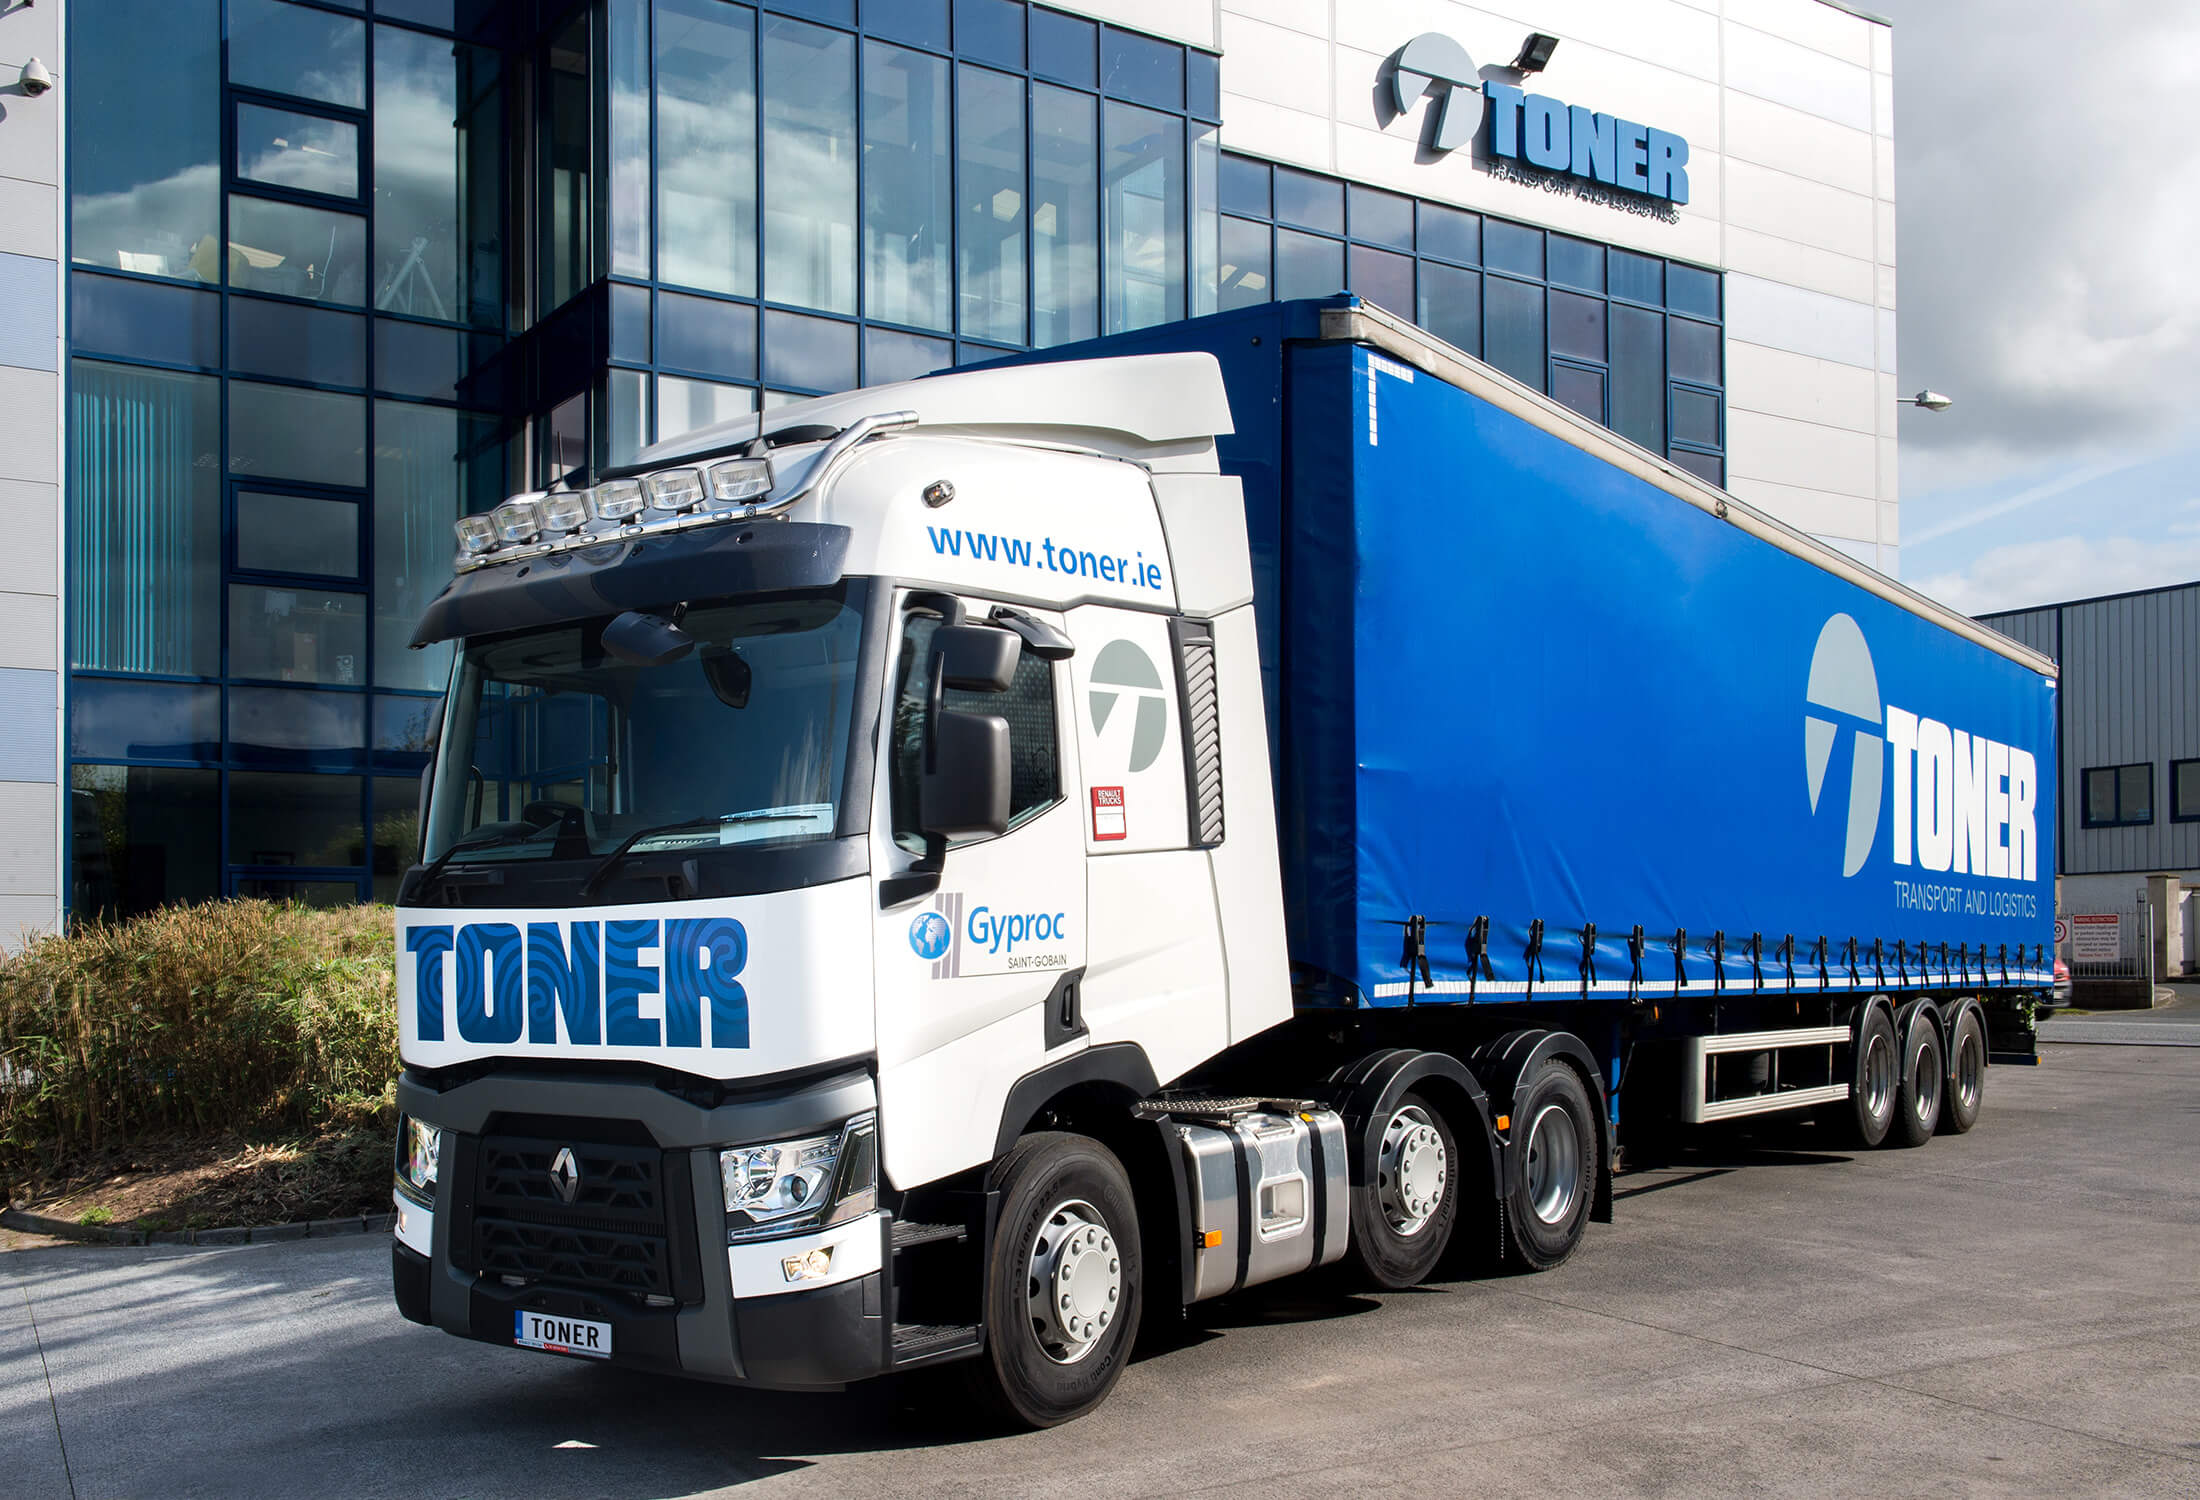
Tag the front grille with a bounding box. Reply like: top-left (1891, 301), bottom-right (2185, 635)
top-left (477, 1219), bottom-right (671, 1298)
top-left (470, 1134), bottom-right (683, 1302)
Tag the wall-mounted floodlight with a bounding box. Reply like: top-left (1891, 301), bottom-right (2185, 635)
top-left (1513, 33), bottom-right (1560, 73)
top-left (1906, 390), bottom-right (1954, 412)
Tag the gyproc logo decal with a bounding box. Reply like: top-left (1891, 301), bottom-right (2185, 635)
top-left (908, 910), bottom-right (951, 961)
top-left (1089, 640), bottom-right (1167, 773)
top-left (1803, 614), bottom-right (1884, 878)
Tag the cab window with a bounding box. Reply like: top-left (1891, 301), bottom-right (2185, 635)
top-left (890, 612), bottom-right (1061, 853)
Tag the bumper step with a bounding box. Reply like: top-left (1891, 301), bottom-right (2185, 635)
top-left (891, 1321), bottom-right (980, 1365)
top-left (890, 1219), bottom-right (967, 1250)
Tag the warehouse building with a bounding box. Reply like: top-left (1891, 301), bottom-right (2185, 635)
top-left (0, 0), bottom-right (1900, 934)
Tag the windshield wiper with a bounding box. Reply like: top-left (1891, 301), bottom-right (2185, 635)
top-left (408, 828), bottom-right (546, 904)
top-left (577, 809), bottom-right (826, 901)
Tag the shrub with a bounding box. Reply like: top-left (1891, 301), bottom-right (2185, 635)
top-left (0, 901), bottom-right (399, 1175)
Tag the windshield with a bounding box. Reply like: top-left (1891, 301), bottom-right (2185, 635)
top-left (421, 585), bottom-right (872, 882)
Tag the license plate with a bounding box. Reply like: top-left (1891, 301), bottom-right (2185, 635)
top-left (514, 1310), bottom-right (612, 1360)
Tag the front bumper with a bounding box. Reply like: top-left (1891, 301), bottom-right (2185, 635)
top-left (391, 1064), bottom-right (896, 1390)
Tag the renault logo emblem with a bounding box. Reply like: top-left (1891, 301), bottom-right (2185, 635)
top-left (548, 1146), bottom-right (581, 1204)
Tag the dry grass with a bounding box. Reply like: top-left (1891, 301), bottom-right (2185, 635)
top-left (0, 901), bottom-right (399, 1196)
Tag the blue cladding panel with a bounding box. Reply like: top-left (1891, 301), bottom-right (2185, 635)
top-left (0, 254), bottom-right (57, 373)
top-left (0, 668), bottom-right (56, 782)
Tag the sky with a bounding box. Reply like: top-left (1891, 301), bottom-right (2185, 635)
top-left (1874, 0), bottom-right (2200, 615)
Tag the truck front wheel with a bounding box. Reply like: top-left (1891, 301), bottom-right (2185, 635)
top-left (1342, 1091), bottom-right (1459, 1288)
top-left (965, 1132), bottom-right (1142, 1429)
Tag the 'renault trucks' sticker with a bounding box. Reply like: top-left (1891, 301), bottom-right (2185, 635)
top-left (1091, 786), bottom-right (1126, 841)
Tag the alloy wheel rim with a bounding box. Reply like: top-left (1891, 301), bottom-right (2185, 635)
top-left (1377, 1105), bottom-right (1448, 1237)
top-left (1026, 1198), bottom-right (1120, 1365)
top-left (1524, 1102), bottom-right (1582, 1225)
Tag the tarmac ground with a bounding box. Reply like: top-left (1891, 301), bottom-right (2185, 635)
top-left (6, 1042), bottom-right (2197, 1498)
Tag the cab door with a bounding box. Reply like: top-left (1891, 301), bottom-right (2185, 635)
top-left (873, 596), bottom-right (1087, 1190)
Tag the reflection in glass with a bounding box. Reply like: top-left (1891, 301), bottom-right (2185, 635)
top-left (542, 391), bottom-right (588, 486)
top-left (603, 369), bottom-right (651, 470)
top-left (70, 766), bottom-right (221, 919)
top-left (1219, 154), bottom-right (1269, 220)
top-left (1485, 276), bottom-right (1545, 386)
top-left (230, 381), bottom-right (366, 488)
top-left (763, 19), bottom-right (857, 314)
top-left (69, 0), bottom-right (220, 278)
top-left (237, 491), bottom-right (361, 577)
top-left (1274, 228), bottom-right (1341, 302)
top-left (1418, 202), bottom-right (1479, 266)
top-left (1219, 216), bottom-right (1269, 311)
top-left (377, 401), bottom-right (495, 692)
top-left (863, 44), bottom-right (951, 332)
top-left (1103, 103), bottom-right (1184, 334)
top-left (657, 291), bottom-right (758, 380)
top-left (955, 0), bottom-right (1024, 70)
top-left (71, 273), bottom-right (220, 368)
top-left (658, 376), bottom-right (757, 442)
top-left (237, 877), bottom-right (363, 906)
top-left (236, 103), bottom-right (361, 198)
top-left (1192, 125), bottom-right (1218, 316)
top-left (1101, 27), bottom-right (1182, 111)
top-left (227, 297), bottom-right (367, 388)
top-left (1349, 186), bottom-right (1413, 250)
top-left (1030, 6), bottom-right (1095, 87)
top-left (1348, 244), bottom-right (1412, 319)
top-left (656, 0), bottom-right (757, 296)
top-left (229, 687), bottom-right (368, 764)
top-left (374, 25), bottom-right (503, 325)
top-left (762, 310), bottom-right (856, 392)
top-left (1273, 168), bottom-right (1342, 235)
top-left (229, 585), bottom-right (369, 685)
top-left (372, 319), bottom-right (463, 401)
top-left (1611, 303), bottom-right (1664, 452)
top-left (863, 326), bottom-right (951, 385)
top-left (69, 362), bottom-right (221, 676)
top-left (542, 13), bottom-right (592, 313)
top-left (1417, 261), bottom-right (1479, 357)
top-left (374, 695), bottom-right (442, 764)
top-left (229, 771), bottom-right (366, 868)
top-left (373, 773), bottom-right (424, 899)
top-left (863, 0), bottom-right (947, 51)
top-left (1032, 85), bottom-right (1098, 348)
top-left (609, 0), bottom-right (651, 279)
top-left (69, 680), bottom-right (221, 761)
top-left (225, 196), bottom-right (366, 304)
top-left (228, 0), bottom-right (365, 109)
top-left (959, 66), bottom-right (1026, 344)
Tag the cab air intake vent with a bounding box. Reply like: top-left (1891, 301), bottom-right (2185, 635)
top-left (1172, 618), bottom-right (1225, 848)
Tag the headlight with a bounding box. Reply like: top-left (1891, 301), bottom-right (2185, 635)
top-left (719, 1114), bottom-right (877, 1242)
top-left (396, 1116), bottom-right (443, 1201)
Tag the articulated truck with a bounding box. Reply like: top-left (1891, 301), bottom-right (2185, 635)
top-left (389, 297), bottom-right (2056, 1427)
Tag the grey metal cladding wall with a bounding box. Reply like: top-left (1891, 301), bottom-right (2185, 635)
top-left (1980, 608), bottom-right (2057, 661)
top-left (2060, 585), bottom-right (2200, 875)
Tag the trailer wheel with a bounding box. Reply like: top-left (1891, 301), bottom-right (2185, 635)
top-left (1501, 1061), bottom-right (1597, 1271)
top-left (1829, 1007), bottom-right (1899, 1148)
top-left (964, 1132), bottom-right (1142, 1429)
top-left (1888, 1012), bottom-right (1943, 1148)
top-left (1342, 1090), bottom-right (1458, 1289)
top-left (1938, 1008), bottom-right (1986, 1135)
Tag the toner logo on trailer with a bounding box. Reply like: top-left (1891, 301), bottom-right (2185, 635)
top-left (1804, 614), bottom-right (2040, 887)
top-left (403, 917), bottom-right (749, 1049)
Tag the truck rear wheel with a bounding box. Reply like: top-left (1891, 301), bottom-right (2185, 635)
top-left (1342, 1090), bottom-right (1458, 1289)
top-left (1938, 1009), bottom-right (1986, 1135)
top-left (964, 1132), bottom-right (1142, 1429)
top-left (1829, 1007), bottom-right (1898, 1148)
top-left (1889, 1012), bottom-right (1943, 1148)
top-left (1501, 1061), bottom-right (1597, 1271)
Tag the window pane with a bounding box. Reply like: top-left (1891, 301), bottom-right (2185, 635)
top-left (763, 18), bottom-right (857, 313)
top-left (2085, 768), bottom-right (2116, 824)
top-left (1668, 263), bottom-right (1721, 319)
top-left (1672, 386), bottom-right (1721, 447)
top-left (1348, 186), bottom-right (1413, 251)
top-left (1101, 26), bottom-right (1183, 111)
top-left (1610, 303), bottom-right (1665, 452)
top-left (69, 679), bottom-right (221, 760)
top-left (69, 362), bottom-right (222, 676)
top-left (71, 273), bottom-right (219, 368)
top-left (864, 0), bottom-right (947, 50)
top-left (227, 297), bottom-right (367, 387)
top-left (70, 0), bottom-right (220, 279)
top-left (237, 876), bottom-right (362, 906)
top-left (864, 326), bottom-right (952, 384)
top-left (657, 0), bottom-right (758, 297)
top-left (1549, 289), bottom-right (1605, 360)
top-left (373, 319), bottom-right (465, 401)
top-left (1273, 168), bottom-right (1342, 235)
top-left (955, 0), bottom-right (1023, 69)
top-left (608, 0), bottom-right (650, 279)
top-left (1552, 362), bottom-right (1604, 423)
top-left (657, 375), bottom-right (757, 442)
top-left (229, 687), bottom-right (368, 765)
top-left (237, 491), bottom-right (361, 577)
top-left (1032, 84), bottom-right (1099, 348)
top-left (862, 44), bottom-right (952, 332)
top-left (2120, 764), bottom-right (2152, 822)
top-left (1667, 447), bottom-right (1722, 486)
top-left (236, 103), bottom-right (361, 198)
top-left (891, 615), bottom-right (1059, 852)
top-left (226, 196), bottom-right (367, 304)
top-left (1611, 249), bottom-right (1663, 305)
top-left (230, 381), bottom-right (367, 487)
top-left (373, 774), bottom-right (423, 897)
top-left (1484, 219), bottom-right (1543, 278)
top-left (376, 401), bottom-right (496, 692)
top-left (1030, 7), bottom-right (1096, 87)
top-left (1219, 154), bottom-right (1270, 220)
top-left (374, 695), bottom-right (441, 769)
top-left (762, 309), bottom-right (857, 391)
top-left (229, 0), bottom-right (365, 109)
top-left (1274, 228), bottom-right (1341, 302)
top-left (1191, 125), bottom-right (1218, 317)
top-left (375, 26), bottom-right (504, 327)
top-left (959, 65), bottom-right (1027, 343)
top-left (2178, 763), bottom-right (2200, 820)
top-left (1188, 50), bottom-right (1220, 120)
top-left (601, 368), bottom-right (650, 470)
top-left (229, 771), bottom-right (365, 866)
top-left (541, 391), bottom-right (587, 486)
top-left (1548, 234), bottom-right (1605, 292)
top-left (542, 13), bottom-right (592, 312)
top-left (1219, 216), bottom-right (1270, 311)
top-left (657, 291), bottom-right (759, 380)
top-left (1103, 103), bottom-right (1184, 334)
top-left (1485, 277), bottom-right (1545, 386)
top-left (230, 585), bottom-right (369, 685)
top-left (70, 766), bottom-right (220, 919)
top-left (761, 0), bottom-right (851, 23)
top-left (1670, 315), bottom-right (1721, 384)
top-left (1348, 244), bottom-right (1412, 319)
top-left (1417, 261), bottom-right (1479, 357)
top-left (609, 281), bottom-right (651, 362)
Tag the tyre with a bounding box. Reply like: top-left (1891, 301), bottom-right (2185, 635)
top-left (1938, 1008), bottom-right (1986, 1135)
top-left (963, 1132), bottom-right (1141, 1429)
top-left (1889, 1011), bottom-right (1943, 1148)
top-left (1501, 1061), bottom-right (1597, 1271)
top-left (1831, 1006), bottom-right (1898, 1148)
top-left (1342, 1089), bottom-right (1459, 1288)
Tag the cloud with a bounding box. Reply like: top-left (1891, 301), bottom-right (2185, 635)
top-left (1910, 535), bottom-right (2200, 616)
top-left (1879, 1), bottom-right (2200, 491)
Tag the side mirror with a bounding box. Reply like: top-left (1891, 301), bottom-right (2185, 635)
top-left (922, 710), bottom-right (1011, 838)
top-left (933, 623), bottom-right (1020, 692)
top-left (602, 610), bottom-right (696, 667)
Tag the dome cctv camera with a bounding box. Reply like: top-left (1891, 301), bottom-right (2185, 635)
top-left (19, 59), bottom-right (54, 97)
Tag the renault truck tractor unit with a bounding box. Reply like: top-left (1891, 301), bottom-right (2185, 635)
top-left (389, 297), bottom-right (2055, 1427)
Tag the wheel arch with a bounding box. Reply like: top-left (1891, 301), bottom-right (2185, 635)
top-left (1465, 1030), bottom-right (1614, 1226)
top-left (1320, 1047), bottom-right (1505, 1213)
